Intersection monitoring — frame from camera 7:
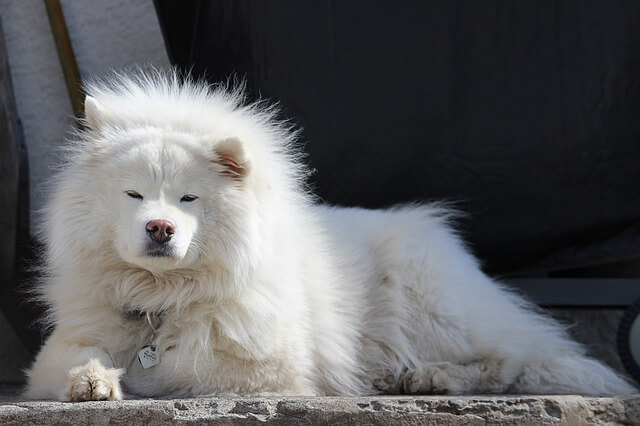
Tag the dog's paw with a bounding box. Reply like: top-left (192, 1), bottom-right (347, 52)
top-left (402, 363), bottom-right (465, 395)
top-left (373, 372), bottom-right (403, 394)
top-left (66, 359), bottom-right (124, 401)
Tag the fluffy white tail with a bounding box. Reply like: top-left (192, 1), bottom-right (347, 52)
top-left (514, 355), bottom-right (636, 395)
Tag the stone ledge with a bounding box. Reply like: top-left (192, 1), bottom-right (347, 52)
top-left (1, 388), bottom-right (639, 425)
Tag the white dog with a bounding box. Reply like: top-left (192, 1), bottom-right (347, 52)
top-left (25, 70), bottom-right (635, 401)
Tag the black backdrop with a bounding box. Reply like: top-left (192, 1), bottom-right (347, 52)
top-left (154, 0), bottom-right (640, 276)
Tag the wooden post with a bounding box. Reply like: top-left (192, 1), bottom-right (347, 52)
top-left (44, 0), bottom-right (84, 118)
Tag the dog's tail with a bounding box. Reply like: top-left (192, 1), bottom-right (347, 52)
top-left (513, 353), bottom-right (636, 395)
top-left (483, 284), bottom-right (637, 395)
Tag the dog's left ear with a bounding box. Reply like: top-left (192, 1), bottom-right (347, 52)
top-left (212, 137), bottom-right (251, 179)
top-left (84, 96), bottom-right (111, 130)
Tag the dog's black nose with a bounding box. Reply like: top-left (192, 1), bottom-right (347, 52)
top-left (146, 219), bottom-right (175, 244)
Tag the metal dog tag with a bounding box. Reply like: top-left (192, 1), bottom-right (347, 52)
top-left (138, 345), bottom-right (160, 369)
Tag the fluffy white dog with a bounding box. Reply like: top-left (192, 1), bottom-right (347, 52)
top-left (25, 71), bottom-right (635, 401)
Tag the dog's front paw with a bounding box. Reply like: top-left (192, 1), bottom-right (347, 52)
top-left (66, 359), bottom-right (124, 401)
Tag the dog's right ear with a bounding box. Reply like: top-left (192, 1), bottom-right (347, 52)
top-left (212, 137), bottom-right (251, 179)
top-left (84, 96), bottom-right (110, 130)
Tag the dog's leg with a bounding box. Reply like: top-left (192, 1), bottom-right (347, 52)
top-left (25, 329), bottom-right (124, 401)
top-left (402, 359), bottom-right (510, 395)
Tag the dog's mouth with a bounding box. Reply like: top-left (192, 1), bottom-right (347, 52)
top-left (145, 243), bottom-right (174, 258)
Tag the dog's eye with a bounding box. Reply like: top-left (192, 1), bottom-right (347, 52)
top-left (125, 190), bottom-right (143, 200)
top-left (180, 194), bottom-right (198, 202)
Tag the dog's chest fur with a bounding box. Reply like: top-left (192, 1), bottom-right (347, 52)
top-left (115, 303), bottom-right (315, 397)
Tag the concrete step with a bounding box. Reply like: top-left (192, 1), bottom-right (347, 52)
top-left (1, 386), bottom-right (639, 425)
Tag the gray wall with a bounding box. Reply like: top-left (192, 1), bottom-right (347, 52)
top-left (1, 0), bottom-right (169, 220)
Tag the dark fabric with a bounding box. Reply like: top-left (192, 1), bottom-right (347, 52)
top-left (154, 0), bottom-right (640, 275)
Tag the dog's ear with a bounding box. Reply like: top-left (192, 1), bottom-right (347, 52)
top-left (212, 137), bottom-right (251, 179)
top-left (84, 96), bottom-right (110, 130)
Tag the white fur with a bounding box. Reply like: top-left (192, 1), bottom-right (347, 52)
top-left (25, 70), bottom-right (636, 400)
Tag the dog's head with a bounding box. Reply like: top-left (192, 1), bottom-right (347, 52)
top-left (51, 88), bottom-right (274, 275)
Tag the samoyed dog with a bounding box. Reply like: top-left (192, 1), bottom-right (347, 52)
top-left (25, 70), bottom-right (635, 401)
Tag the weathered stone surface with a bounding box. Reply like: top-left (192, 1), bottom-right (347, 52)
top-left (1, 386), bottom-right (639, 425)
